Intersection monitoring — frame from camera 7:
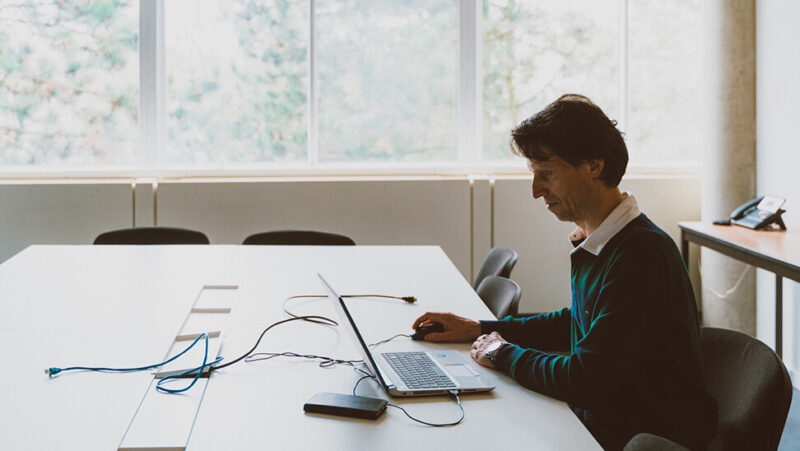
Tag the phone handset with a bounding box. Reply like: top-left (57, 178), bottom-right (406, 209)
top-left (717, 195), bottom-right (787, 230)
top-left (730, 196), bottom-right (763, 220)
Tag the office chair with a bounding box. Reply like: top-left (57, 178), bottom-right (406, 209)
top-left (624, 327), bottom-right (792, 451)
top-left (93, 226), bottom-right (210, 245)
top-left (473, 247), bottom-right (518, 289)
top-left (623, 433), bottom-right (689, 451)
top-left (242, 230), bottom-right (355, 246)
top-left (701, 326), bottom-right (792, 451)
top-left (476, 275), bottom-right (521, 319)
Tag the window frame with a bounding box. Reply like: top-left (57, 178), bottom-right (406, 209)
top-left (0, 0), bottom-right (700, 179)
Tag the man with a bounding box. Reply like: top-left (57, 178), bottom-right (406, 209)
top-left (413, 94), bottom-right (718, 450)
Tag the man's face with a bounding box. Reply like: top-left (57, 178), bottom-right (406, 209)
top-left (527, 156), bottom-right (597, 223)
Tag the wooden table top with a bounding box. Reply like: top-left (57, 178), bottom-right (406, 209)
top-left (679, 221), bottom-right (800, 278)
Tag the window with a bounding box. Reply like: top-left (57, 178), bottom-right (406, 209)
top-left (627, 0), bottom-right (701, 166)
top-left (0, 0), bottom-right (139, 167)
top-left (482, 0), bottom-right (619, 160)
top-left (165, 0), bottom-right (308, 165)
top-left (316, 0), bottom-right (458, 163)
top-left (0, 0), bottom-right (701, 174)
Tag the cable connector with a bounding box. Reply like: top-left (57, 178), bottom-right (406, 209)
top-left (401, 296), bottom-right (417, 303)
top-left (45, 367), bottom-right (62, 376)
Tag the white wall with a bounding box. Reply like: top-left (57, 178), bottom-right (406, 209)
top-left (155, 179), bottom-right (474, 278)
top-left (0, 176), bottom-right (701, 316)
top-left (0, 181), bottom-right (134, 263)
top-left (756, 0), bottom-right (800, 386)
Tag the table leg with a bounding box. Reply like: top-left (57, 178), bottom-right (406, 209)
top-left (776, 275), bottom-right (783, 358)
top-left (681, 232), bottom-right (689, 269)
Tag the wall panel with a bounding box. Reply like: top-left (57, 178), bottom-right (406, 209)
top-left (0, 182), bottom-right (133, 263)
top-left (156, 179), bottom-right (474, 278)
top-left (756, 0), bottom-right (800, 386)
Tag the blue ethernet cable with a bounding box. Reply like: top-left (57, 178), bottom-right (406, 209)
top-left (45, 332), bottom-right (222, 394)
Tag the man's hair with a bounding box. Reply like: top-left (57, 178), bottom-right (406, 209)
top-left (510, 94), bottom-right (628, 187)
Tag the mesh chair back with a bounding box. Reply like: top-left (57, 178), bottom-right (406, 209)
top-left (93, 226), bottom-right (210, 245)
top-left (242, 230), bottom-right (355, 246)
top-left (473, 247), bottom-right (518, 289)
top-left (701, 327), bottom-right (792, 451)
top-left (476, 276), bottom-right (521, 319)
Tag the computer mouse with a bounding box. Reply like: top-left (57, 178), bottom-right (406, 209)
top-left (411, 322), bottom-right (445, 341)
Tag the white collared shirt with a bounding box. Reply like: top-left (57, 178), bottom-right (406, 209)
top-left (568, 192), bottom-right (641, 256)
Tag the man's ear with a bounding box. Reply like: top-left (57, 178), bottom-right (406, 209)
top-left (587, 158), bottom-right (605, 179)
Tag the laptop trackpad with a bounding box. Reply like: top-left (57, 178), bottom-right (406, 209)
top-left (445, 364), bottom-right (478, 377)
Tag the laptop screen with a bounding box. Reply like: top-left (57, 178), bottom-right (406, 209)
top-left (317, 274), bottom-right (391, 388)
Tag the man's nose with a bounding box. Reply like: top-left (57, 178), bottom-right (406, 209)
top-left (531, 179), bottom-right (546, 199)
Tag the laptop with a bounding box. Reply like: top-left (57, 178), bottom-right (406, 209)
top-left (318, 274), bottom-right (494, 397)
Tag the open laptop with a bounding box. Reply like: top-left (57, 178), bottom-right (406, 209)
top-left (318, 273), bottom-right (494, 397)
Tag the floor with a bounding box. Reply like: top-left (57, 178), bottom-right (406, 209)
top-left (779, 389), bottom-right (800, 450)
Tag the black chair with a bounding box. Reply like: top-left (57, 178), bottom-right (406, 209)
top-left (242, 230), bottom-right (355, 246)
top-left (93, 226), bottom-right (210, 245)
top-left (623, 433), bottom-right (689, 451)
top-left (473, 247), bottom-right (518, 289)
top-left (624, 327), bottom-right (792, 451)
top-left (701, 326), bottom-right (792, 451)
top-left (476, 275), bottom-right (521, 319)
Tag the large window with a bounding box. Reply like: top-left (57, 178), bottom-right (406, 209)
top-left (317, 0), bottom-right (458, 163)
top-left (482, 0), bottom-right (619, 160)
top-left (0, 0), bottom-right (139, 166)
top-left (0, 0), bottom-right (701, 173)
top-left (627, 0), bottom-right (702, 166)
top-left (165, 0), bottom-right (308, 165)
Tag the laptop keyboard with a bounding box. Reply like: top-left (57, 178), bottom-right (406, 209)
top-left (382, 352), bottom-right (457, 390)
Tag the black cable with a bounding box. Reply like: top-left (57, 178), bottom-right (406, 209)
top-left (388, 395), bottom-right (464, 427)
top-left (212, 315), bottom-right (337, 372)
top-left (213, 295), bottom-right (416, 372)
top-left (351, 367), bottom-right (465, 427)
top-left (368, 333), bottom-right (411, 348)
top-left (282, 294), bottom-right (416, 325)
top-left (246, 351), bottom-right (362, 368)
top-left (353, 374), bottom-right (374, 396)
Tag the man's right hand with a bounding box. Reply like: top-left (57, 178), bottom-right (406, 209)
top-left (412, 312), bottom-right (482, 343)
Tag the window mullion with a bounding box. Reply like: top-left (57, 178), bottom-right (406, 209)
top-left (619, 0), bottom-right (628, 132)
top-left (307, 0), bottom-right (319, 166)
top-left (139, 0), bottom-right (164, 169)
top-left (458, 0), bottom-right (481, 164)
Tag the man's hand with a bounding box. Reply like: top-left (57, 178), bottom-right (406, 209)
top-left (471, 331), bottom-right (508, 369)
top-left (411, 312), bottom-right (482, 343)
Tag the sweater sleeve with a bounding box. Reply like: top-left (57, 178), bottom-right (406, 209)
top-left (491, 239), bottom-right (663, 410)
top-left (479, 307), bottom-right (571, 352)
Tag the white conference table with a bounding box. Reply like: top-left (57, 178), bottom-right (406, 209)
top-left (0, 245), bottom-right (600, 451)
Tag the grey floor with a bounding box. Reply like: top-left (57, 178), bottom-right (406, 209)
top-left (779, 389), bottom-right (800, 450)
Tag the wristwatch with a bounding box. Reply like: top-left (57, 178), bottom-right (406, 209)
top-left (484, 341), bottom-right (505, 363)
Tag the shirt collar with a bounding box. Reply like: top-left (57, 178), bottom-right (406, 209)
top-left (569, 192), bottom-right (640, 256)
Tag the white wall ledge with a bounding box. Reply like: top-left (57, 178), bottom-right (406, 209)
top-left (0, 165), bottom-right (700, 184)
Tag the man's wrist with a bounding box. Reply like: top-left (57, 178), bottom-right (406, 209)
top-left (485, 341), bottom-right (505, 364)
top-left (470, 322), bottom-right (482, 339)
top-left (479, 320), bottom-right (503, 335)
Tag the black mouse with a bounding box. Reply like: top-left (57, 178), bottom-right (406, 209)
top-left (411, 322), bottom-right (445, 340)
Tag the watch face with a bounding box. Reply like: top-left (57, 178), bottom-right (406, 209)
top-left (486, 341), bottom-right (503, 353)
top-left (486, 341), bottom-right (504, 361)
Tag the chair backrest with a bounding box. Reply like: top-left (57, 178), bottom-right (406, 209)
top-left (701, 326), bottom-right (792, 451)
top-left (93, 226), bottom-right (210, 245)
top-left (476, 276), bottom-right (521, 319)
top-left (242, 230), bottom-right (355, 246)
top-left (623, 433), bottom-right (689, 451)
top-left (473, 247), bottom-right (518, 289)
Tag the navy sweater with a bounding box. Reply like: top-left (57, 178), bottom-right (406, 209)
top-left (481, 214), bottom-right (717, 450)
